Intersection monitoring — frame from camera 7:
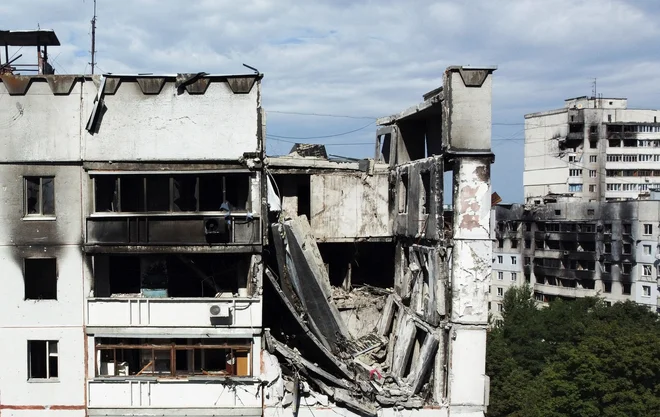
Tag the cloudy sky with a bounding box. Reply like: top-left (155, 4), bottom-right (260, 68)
top-left (3, 0), bottom-right (660, 202)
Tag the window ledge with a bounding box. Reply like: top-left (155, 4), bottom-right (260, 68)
top-left (28, 378), bottom-right (59, 383)
top-left (22, 216), bottom-right (56, 221)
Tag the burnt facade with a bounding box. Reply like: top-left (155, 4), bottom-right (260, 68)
top-left (0, 32), bottom-right (496, 417)
top-left (490, 200), bottom-right (660, 320)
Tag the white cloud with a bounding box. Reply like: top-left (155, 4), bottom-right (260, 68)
top-left (3, 0), bottom-right (660, 201)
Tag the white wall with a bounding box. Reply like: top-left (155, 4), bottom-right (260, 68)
top-left (84, 81), bottom-right (260, 161)
top-left (523, 110), bottom-right (569, 201)
top-left (86, 298), bottom-right (262, 328)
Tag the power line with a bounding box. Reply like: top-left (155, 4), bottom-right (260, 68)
top-left (267, 110), bottom-right (377, 120)
top-left (267, 121), bottom-right (375, 140)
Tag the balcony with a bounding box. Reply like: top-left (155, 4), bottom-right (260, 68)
top-left (534, 283), bottom-right (598, 298)
top-left (85, 213), bottom-right (261, 251)
top-left (87, 379), bottom-right (262, 412)
top-left (86, 297), bottom-right (262, 331)
top-left (533, 266), bottom-right (595, 280)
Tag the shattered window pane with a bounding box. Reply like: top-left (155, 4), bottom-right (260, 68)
top-left (199, 175), bottom-right (224, 211)
top-left (25, 177), bottom-right (40, 215)
top-left (224, 174), bottom-right (250, 211)
top-left (173, 176), bottom-right (198, 212)
top-left (146, 176), bottom-right (170, 211)
top-left (95, 176), bottom-right (119, 212)
top-left (41, 178), bottom-right (55, 215)
top-left (120, 176), bottom-right (145, 212)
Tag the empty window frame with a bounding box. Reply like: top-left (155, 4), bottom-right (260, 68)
top-left (24, 258), bottom-right (57, 300)
top-left (28, 340), bottom-right (58, 379)
top-left (93, 174), bottom-right (251, 213)
top-left (622, 283), bottom-right (631, 295)
top-left (643, 264), bottom-right (653, 276)
top-left (95, 339), bottom-right (252, 378)
top-left (642, 285), bottom-right (651, 297)
top-left (644, 245), bottom-right (652, 255)
top-left (623, 243), bottom-right (632, 254)
top-left (603, 281), bottom-right (612, 293)
top-left (24, 177), bottom-right (55, 216)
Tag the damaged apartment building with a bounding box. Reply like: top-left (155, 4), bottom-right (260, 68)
top-left (489, 200), bottom-right (660, 322)
top-left (0, 30), bottom-right (495, 417)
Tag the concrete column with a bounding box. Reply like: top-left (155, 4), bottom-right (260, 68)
top-left (448, 156), bottom-right (492, 417)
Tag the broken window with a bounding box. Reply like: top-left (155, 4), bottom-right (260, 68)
top-left (94, 254), bottom-right (248, 298)
top-left (604, 262), bottom-right (611, 273)
top-left (622, 263), bottom-right (632, 274)
top-left (24, 258), bottom-right (57, 300)
top-left (642, 285), bottom-right (651, 297)
top-left (603, 281), bottom-right (612, 292)
top-left (622, 223), bottom-right (632, 234)
top-left (95, 176), bottom-right (119, 212)
top-left (644, 245), bottom-right (652, 255)
top-left (525, 239), bottom-right (531, 249)
top-left (497, 239), bottom-right (504, 249)
top-left (94, 174), bottom-right (252, 213)
top-left (120, 176), bottom-right (146, 212)
top-left (524, 257), bottom-right (531, 265)
top-left (511, 239), bottom-right (518, 249)
top-left (623, 243), bottom-right (632, 254)
top-left (398, 173), bottom-right (409, 214)
top-left (24, 176), bottom-right (55, 216)
top-left (420, 171), bottom-right (431, 215)
top-left (95, 338), bottom-right (251, 378)
top-left (622, 282), bottom-right (631, 294)
top-left (146, 176), bottom-right (171, 211)
top-left (28, 340), bottom-right (58, 379)
top-left (643, 264), bottom-right (653, 276)
top-left (173, 176), bottom-right (198, 211)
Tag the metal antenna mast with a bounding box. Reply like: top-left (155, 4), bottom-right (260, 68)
top-left (90, 0), bottom-right (97, 74)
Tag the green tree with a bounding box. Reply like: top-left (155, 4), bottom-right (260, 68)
top-left (487, 288), bottom-right (660, 417)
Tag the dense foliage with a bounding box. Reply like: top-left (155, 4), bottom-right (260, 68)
top-left (486, 284), bottom-right (660, 417)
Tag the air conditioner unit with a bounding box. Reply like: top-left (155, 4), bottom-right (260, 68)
top-left (209, 304), bottom-right (230, 318)
top-left (204, 217), bottom-right (228, 235)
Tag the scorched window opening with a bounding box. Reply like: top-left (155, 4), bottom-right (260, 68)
top-left (93, 174), bottom-right (251, 214)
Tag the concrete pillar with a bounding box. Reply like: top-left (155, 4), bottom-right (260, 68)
top-left (448, 157), bottom-right (492, 417)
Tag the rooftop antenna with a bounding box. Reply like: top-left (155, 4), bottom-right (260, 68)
top-left (90, 0), bottom-right (97, 74)
top-left (591, 78), bottom-right (597, 107)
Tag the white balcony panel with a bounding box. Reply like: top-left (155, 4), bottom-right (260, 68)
top-left (87, 298), bottom-right (262, 328)
top-left (87, 379), bottom-right (261, 408)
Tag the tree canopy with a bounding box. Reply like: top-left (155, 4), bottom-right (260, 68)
top-left (486, 284), bottom-right (660, 417)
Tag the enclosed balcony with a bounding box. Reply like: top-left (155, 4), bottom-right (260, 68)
top-left (86, 172), bottom-right (261, 251)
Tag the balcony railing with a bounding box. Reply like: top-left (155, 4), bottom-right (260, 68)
top-left (87, 378), bottom-right (261, 409)
top-left (86, 213), bottom-right (261, 246)
top-left (86, 297), bottom-right (262, 328)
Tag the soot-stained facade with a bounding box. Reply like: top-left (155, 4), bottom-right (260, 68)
top-left (0, 32), bottom-right (496, 417)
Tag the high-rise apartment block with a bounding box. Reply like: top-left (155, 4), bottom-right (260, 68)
top-left (524, 96), bottom-right (660, 203)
